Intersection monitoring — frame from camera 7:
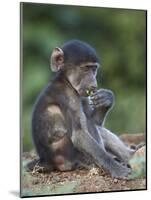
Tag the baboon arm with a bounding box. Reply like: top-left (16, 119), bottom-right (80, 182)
top-left (91, 108), bottom-right (108, 126)
top-left (71, 126), bottom-right (110, 169)
top-left (81, 97), bottom-right (107, 126)
top-left (69, 108), bottom-right (129, 177)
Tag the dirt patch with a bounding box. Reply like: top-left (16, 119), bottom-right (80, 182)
top-left (21, 134), bottom-right (146, 197)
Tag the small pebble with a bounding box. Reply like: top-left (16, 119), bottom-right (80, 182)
top-left (32, 179), bottom-right (39, 185)
top-left (113, 178), bottom-right (118, 183)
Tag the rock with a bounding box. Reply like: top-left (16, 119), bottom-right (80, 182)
top-left (128, 146), bottom-right (146, 179)
top-left (88, 167), bottom-right (99, 176)
top-left (134, 145), bottom-right (146, 157)
top-left (113, 178), bottom-right (118, 183)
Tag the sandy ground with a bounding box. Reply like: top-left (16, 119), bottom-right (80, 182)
top-left (21, 134), bottom-right (146, 197)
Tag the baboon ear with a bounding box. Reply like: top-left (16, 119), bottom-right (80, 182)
top-left (50, 47), bottom-right (64, 72)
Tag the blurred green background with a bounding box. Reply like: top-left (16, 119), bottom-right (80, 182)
top-left (22, 3), bottom-right (146, 151)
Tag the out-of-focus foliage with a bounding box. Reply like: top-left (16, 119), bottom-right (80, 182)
top-left (21, 3), bottom-right (146, 151)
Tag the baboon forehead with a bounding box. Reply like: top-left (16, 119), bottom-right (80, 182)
top-left (61, 40), bottom-right (100, 65)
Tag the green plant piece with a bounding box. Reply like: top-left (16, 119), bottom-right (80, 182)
top-left (86, 89), bottom-right (94, 96)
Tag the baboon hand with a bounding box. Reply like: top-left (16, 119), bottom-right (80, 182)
top-left (90, 89), bottom-right (114, 110)
top-left (111, 160), bottom-right (132, 179)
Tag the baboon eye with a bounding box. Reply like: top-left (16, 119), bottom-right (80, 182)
top-left (82, 65), bottom-right (90, 72)
top-left (83, 65), bottom-right (90, 72)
